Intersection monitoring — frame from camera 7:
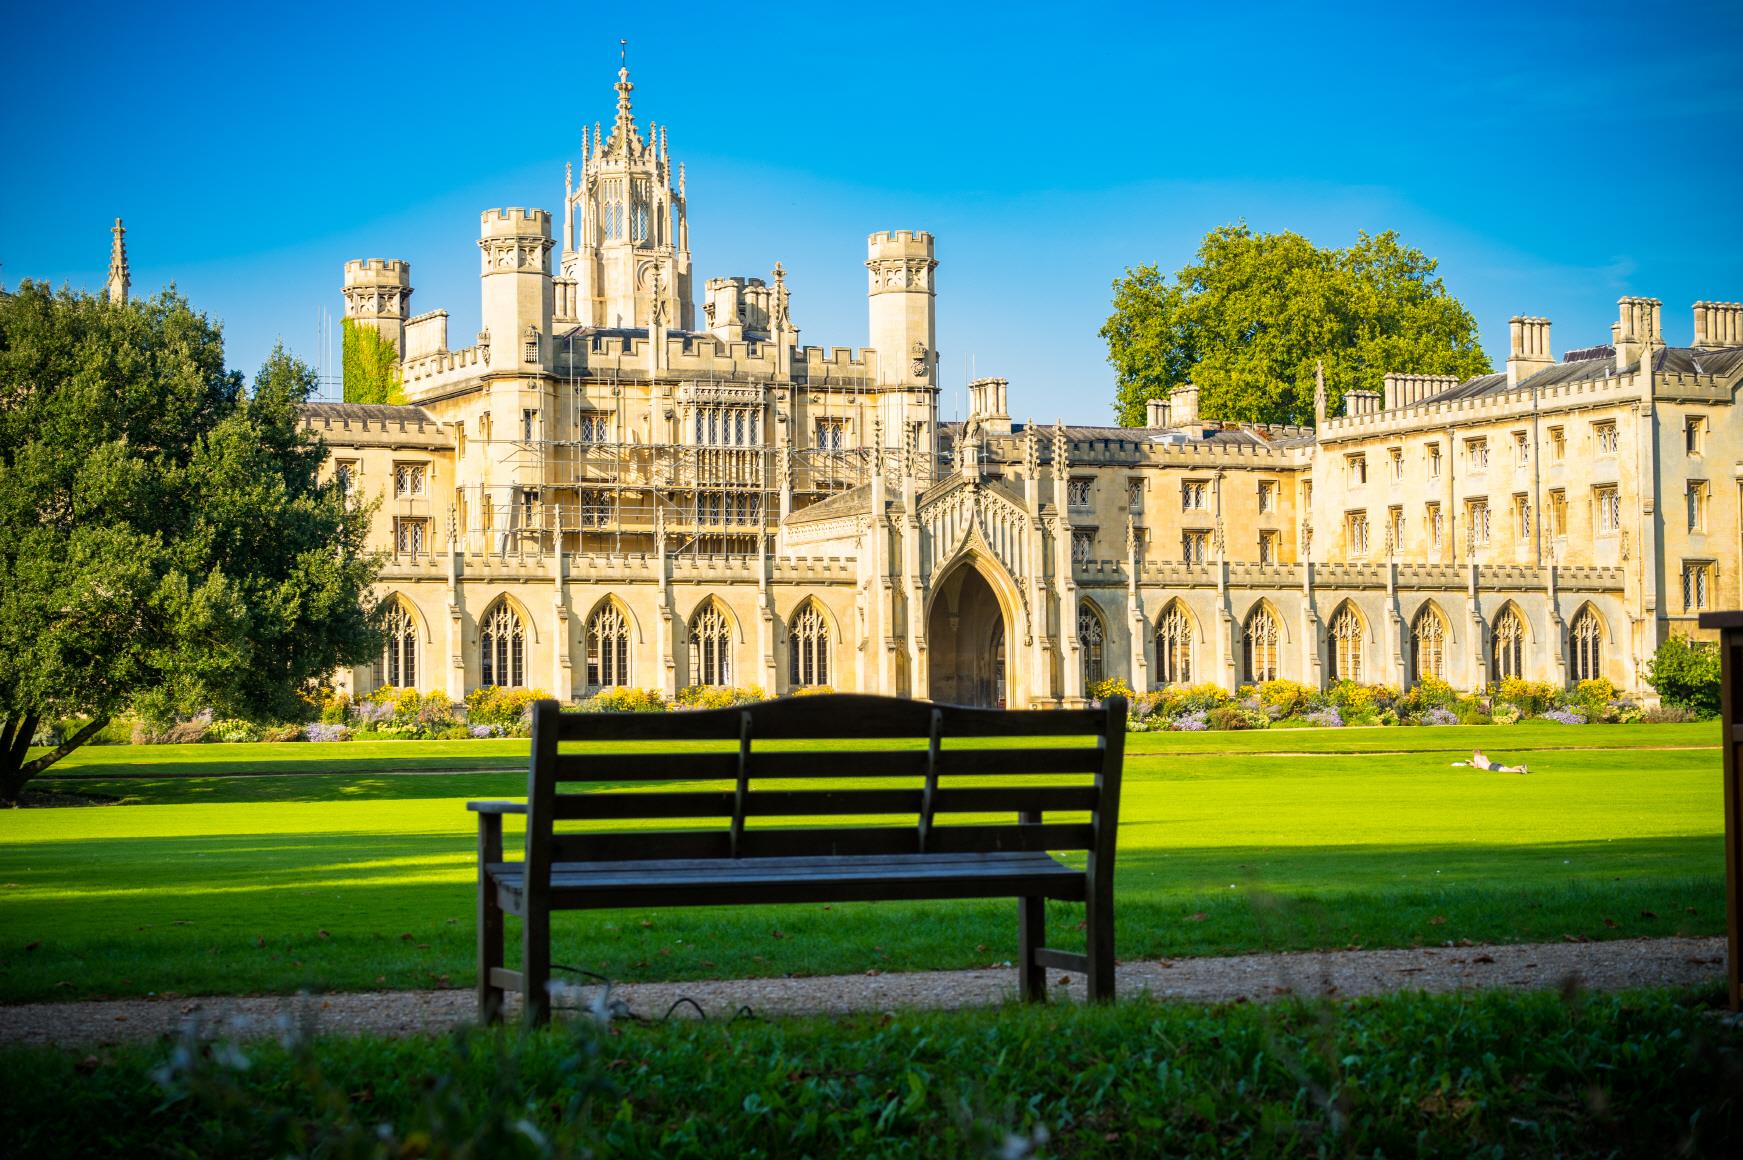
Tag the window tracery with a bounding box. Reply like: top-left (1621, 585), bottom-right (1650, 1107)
top-left (586, 603), bottom-right (630, 688)
top-left (480, 602), bottom-right (526, 688)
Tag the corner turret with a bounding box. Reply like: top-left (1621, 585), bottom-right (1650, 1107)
top-left (341, 258), bottom-right (411, 357)
top-left (866, 230), bottom-right (939, 455)
top-left (478, 209), bottom-right (554, 371)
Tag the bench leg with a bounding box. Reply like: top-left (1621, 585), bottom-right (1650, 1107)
top-left (477, 882), bottom-right (505, 1024)
top-left (523, 907), bottom-right (552, 1027)
top-left (1085, 882), bottom-right (1115, 1002)
top-left (476, 815), bottom-right (505, 1024)
top-left (1018, 895), bottom-right (1047, 1002)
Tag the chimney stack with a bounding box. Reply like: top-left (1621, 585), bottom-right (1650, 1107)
top-left (967, 376), bottom-right (1012, 437)
top-left (1506, 316), bottom-right (1554, 388)
top-left (1694, 301), bottom-right (1743, 348)
top-left (1345, 389), bottom-right (1381, 417)
top-left (1381, 372), bottom-right (1462, 409)
top-left (1612, 296), bottom-right (1662, 371)
top-left (1145, 397), bottom-right (1170, 427)
top-left (1170, 383), bottom-right (1200, 426)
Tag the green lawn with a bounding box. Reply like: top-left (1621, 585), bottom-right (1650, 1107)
top-left (0, 724), bottom-right (1724, 1004)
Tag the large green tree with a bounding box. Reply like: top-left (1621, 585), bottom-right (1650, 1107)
top-left (1102, 225), bottom-right (1492, 427)
top-left (0, 283), bottom-right (382, 801)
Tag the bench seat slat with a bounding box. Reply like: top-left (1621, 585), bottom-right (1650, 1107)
top-left (550, 785), bottom-right (1099, 821)
top-left (486, 851), bottom-right (1086, 908)
top-left (549, 823), bottom-right (1093, 862)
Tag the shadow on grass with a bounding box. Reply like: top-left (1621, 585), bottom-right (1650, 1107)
top-left (0, 832), bottom-right (1722, 1003)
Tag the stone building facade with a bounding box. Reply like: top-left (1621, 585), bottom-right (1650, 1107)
top-left (305, 64), bottom-right (1743, 707)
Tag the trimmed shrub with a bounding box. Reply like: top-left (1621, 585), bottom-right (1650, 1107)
top-left (675, 686), bottom-right (767, 710)
top-left (1256, 679), bottom-right (1316, 721)
top-left (1328, 681), bottom-right (1396, 720)
top-left (1207, 705), bottom-right (1267, 731)
top-left (207, 718), bottom-right (261, 744)
top-left (465, 687), bottom-right (551, 729)
top-left (1396, 676), bottom-right (1456, 718)
top-left (578, 688), bottom-right (669, 713)
top-left (1646, 635), bottom-right (1721, 717)
top-left (1494, 677), bottom-right (1559, 717)
top-left (1088, 677), bottom-right (1136, 703)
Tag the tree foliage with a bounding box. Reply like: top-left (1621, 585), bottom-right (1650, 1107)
top-left (1102, 225), bottom-right (1492, 427)
top-left (0, 283), bottom-right (382, 799)
top-left (1645, 634), bottom-right (1721, 717)
top-left (341, 318), bottom-right (404, 404)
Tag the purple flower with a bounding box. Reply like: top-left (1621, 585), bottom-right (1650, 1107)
top-left (1304, 706), bottom-right (1344, 728)
top-left (469, 724), bottom-right (502, 739)
top-left (304, 723), bottom-right (350, 743)
top-left (1541, 707), bottom-right (1586, 725)
top-left (1420, 707), bottom-right (1459, 726)
top-left (1171, 710), bottom-right (1209, 732)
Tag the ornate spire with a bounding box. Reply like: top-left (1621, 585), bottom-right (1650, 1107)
top-left (106, 217), bottom-right (130, 304)
top-left (771, 262), bottom-right (790, 332)
top-left (607, 63), bottom-right (642, 153)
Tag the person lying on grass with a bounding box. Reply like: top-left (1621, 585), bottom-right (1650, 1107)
top-left (1451, 749), bottom-right (1528, 775)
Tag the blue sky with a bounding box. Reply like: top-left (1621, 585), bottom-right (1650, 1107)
top-left (4, 0), bottom-right (1739, 424)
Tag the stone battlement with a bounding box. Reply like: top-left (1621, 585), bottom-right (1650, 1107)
top-left (867, 229), bottom-right (933, 247)
top-left (480, 207), bottom-right (553, 237)
top-left (343, 258), bottom-right (410, 287)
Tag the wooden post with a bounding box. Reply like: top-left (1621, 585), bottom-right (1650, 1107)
top-left (523, 700), bottom-right (562, 1026)
top-left (476, 811), bottom-right (505, 1023)
top-left (1699, 612), bottom-right (1742, 1011)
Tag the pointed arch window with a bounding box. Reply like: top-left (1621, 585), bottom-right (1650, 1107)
top-left (585, 603), bottom-right (630, 689)
top-left (1244, 606), bottom-right (1280, 683)
top-left (1411, 606), bottom-right (1446, 683)
top-left (1493, 608), bottom-right (1525, 681)
top-left (690, 603), bottom-right (733, 687)
top-left (1157, 604), bottom-right (1193, 685)
top-left (1079, 603), bottom-right (1107, 690)
top-left (480, 602), bottom-right (525, 688)
top-left (1329, 605), bottom-right (1363, 682)
top-left (378, 601), bottom-right (418, 690)
top-left (1570, 609), bottom-right (1602, 683)
top-left (789, 603), bottom-right (830, 688)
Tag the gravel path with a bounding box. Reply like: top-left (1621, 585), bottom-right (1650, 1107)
top-left (0, 936), bottom-right (1726, 1049)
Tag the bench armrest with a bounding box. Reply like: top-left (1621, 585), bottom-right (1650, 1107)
top-left (467, 801), bottom-right (527, 815)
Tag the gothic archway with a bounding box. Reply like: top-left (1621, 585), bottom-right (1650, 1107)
top-left (926, 561), bottom-right (1011, 708)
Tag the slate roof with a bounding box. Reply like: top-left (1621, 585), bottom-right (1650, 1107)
top-left (1418, 344), bottom-right (1743, 406)
top-left (947, 420), bottom-right (1316, 450)
top-left (300, 402), bottom-right (439, 423)
top-left (785, 483), bottom-right (874, 525)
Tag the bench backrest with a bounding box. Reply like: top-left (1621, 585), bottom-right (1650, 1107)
top-left (522, 693), bottom-right (1125, 881)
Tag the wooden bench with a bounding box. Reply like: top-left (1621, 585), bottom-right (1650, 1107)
top-left (469, 693), bottom-right (1126, 1024)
